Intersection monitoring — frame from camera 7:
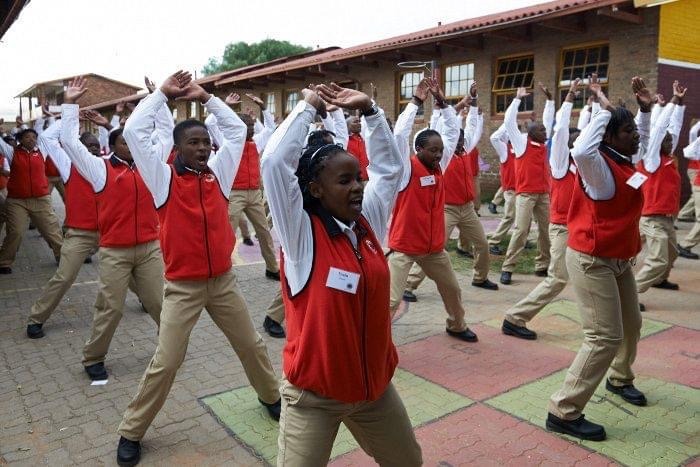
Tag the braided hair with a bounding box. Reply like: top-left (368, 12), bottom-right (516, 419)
top-left (603, 106), bottom-right (635, 144)
top-left (296, 142), bottom-right (346, 210)
top-left (413, 128), bottom-right (440, 152)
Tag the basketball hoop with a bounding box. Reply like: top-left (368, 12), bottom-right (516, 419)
top-left (397, 61), bottom-right (433, 74)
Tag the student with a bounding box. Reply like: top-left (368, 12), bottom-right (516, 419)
top-left (114, 71), bottom-right (281, 466)
top-left (60, 77), bottom-right (164, 381)
top-left (346, 114), bottom-right (370, 183)
top-left (548, 77), bottom-right (652, 441)
top-left (502, 78), bottom-right (582, 339)
top-left (0, 146), bottom-right (9, 235)
top-left (499, 85), bottom-right (555, 285)
top-left (679, 121), bottom-right (700, 258)
top-left (677, 120), bottom-right (700, 222)
top-left (487, 124), bottom-right (517, 254)
top-left (0, 125), bottom-right (64, 274)
top-left (205, 93), bottom-right (280, 279)
top-left (262, 82), bottom-right (421, 466)
top-left (635, 81), bottom-right (686, 296)
top-left (388, 78), bottom-right (478, 342)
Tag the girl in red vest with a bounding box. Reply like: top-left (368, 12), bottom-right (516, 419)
top-left (262, 83), bottom-right (421, 466)
top-left (548, 77), bottom-right (652, 442)
top-left (635, 81), bottom-right (686, 300)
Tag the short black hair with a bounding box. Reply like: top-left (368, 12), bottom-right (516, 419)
top-left (307, 129), bottom-right (335, 147)
top-left (109, 128), bottom-right (124, 147)
top-left (80, 131), bottom-right (97, 143)
top-left (16, 128), bottom-right (38, 141)
top-left (173, 119), bottom-right (208, 145)
top-left (414, 129), bottom-right (440, 151)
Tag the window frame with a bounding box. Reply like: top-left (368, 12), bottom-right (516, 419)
top-left (558, 42), bottom-right (610, 109)
top-left (284, 90), bottom-right (300, 116)
top-left (441, 61), bottom-right (475, 107)
top-left (492, 53), bottom-right (535, 115)
top-left (264, 92), bottom-right (276, 116)
top-left (395, 70), bottom-right (426, 121)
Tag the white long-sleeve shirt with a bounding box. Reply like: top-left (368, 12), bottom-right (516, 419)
top-left (668, 105), bottom-right (685, 154)
top-left (205, 108), bottom-right (274, 154)
top-left (505, 98), bottom-right (554, 157)
top-left (490, 123), bottom-right (509, 164)
top-left (37, 120), bottom-right (72, 182)
top-left (393, 102), bottom-right (419, 163)
top-left (690, 120), bottom-right (700, 142)
top-left (550, 101), bottom-right (574, 179)
top-left (641, 102), bottom-right (677, 173)
top-left (577, 102), bottom-right (602, 131)
top-left (261, 101), bottom-right (401, 296)
top-left (124, 89), bottom-right (247, 208)
top-left (321, 108), bottom-right (349, 148)
top-left (543, 99), bottom-right (555, 140)
top-left (683, 135), bottom-right (700, 161)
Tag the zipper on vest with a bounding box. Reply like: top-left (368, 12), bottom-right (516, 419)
top-left (132, 169), bottom-right (139, 244)
top-left (29, 153), bottom-right (34, 197)
top-left (346, 236), bottom-right (370, 400)
top-left (199, 177), bottom-right (213, 277)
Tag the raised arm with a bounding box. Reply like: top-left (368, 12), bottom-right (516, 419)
top-left (37, 120), bottom-right (71, 182)
top-left (505, 88), bottom-right (529, 156)
top-left (551, 79), bottom-right (580, 178)
top-left (690, 120), bottom-right (700, 142)
top-left (684, 134), bottom-right (700, 161)
top-left (490, 123), bottom-right (509, 163)
top-left (538, 82), bottom-right (555, 139)
top-left (152, 102), bottom-right (175, 162)
top-left (631, 76), bottom-right (653, 164)
top-left (0, 132), bottom-right (14, 162)
top-left (577, 99), bottom-right (592, 131)
top-left (424, 77), bottom-right (459, 172)
top-left (247, 94), bottom-right (274, 153)
top-left (330, 107), bottom-right (349, 148)
top-left (642, 101), bottom-right (675, 172)
top-left (395, 78), bottom-right (429, 186)
top-left (668, 83), bottom-right (686, 153)
top-left (206, 93), bottom-right (247, 196)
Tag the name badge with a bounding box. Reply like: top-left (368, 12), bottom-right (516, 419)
top-left (326, 267), bottom-right (360, 294)
top-left (664, 159), bottom-right (674, 166)
top-left (626, 171), bottom-right (648, 190)
top-left (569, 163), bottom-right (577, 174)
top-left (420, 175), bottom-right (436, 187)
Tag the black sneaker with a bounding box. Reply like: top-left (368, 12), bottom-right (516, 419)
top-left (402, 290), bottom-right (417, 302)
top-left (489, 245), bottom-right (504, 256)
top-left (488, 202), bottom-right (498, 214)
top-left (456, 248), bottom-right (474, 258)
top-left (546, 413), bottom-right (606, 441)
top-left (524, 241), bottom-right (535, 250)
top-left (263, 316), bottom-right (286, 338)
top-left (242, 237), bottom-right (254, 246)
top-left (0, 267), bottom-right (12, 274)
top-left (639, 303), bottom-right (646, 312)
top-left (678, 246), bottom-right (699, 259)
top-left (84, 256), bottom-right (93, 264)
top-left (605, 380), bottom-right (647, 406)
top-left (84, 362), bottom-right (108, 381)
top-left (446, 328), bottom-right (478, 342)
top-left (500, 271), bottom-right (512, 285)
top-left (471, 279), bottom-right (498, 290)
top-left (651, 279), bottom-right (679, 290)
top-left (116, 436), bottom-right (141, 466)
top-left (259, 398), bottom-right (281, 421)
top-left (265, 270), bottom-right (280, 281)
top-left (502, 319), bottom-right (537, 340)
top-left (26, 323), bottom-right (44, 339)
top-left (534, 269), bottom-right (548, 277)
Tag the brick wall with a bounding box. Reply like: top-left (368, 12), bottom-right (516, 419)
top-left (65, 76), bottom-right (139, 107)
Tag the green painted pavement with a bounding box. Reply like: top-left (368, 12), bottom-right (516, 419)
top-left (486, 370), bottom-right (700, 466)
top-left (200, 368), bottom-right (474, 465)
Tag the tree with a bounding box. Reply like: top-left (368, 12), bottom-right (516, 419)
top-left (202, 39), bottom-right (311, 76)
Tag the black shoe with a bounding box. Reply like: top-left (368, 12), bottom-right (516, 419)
top-left (488, 202), bottom-right (498, 214)
top-left (472, 279), bottom-right (498, 290)
top-left (605, 380), bottom-right (647, 406)
top-left (84, 256), bottom-right (92, 264)
top-left (534, 269), bottom-right (548, 277)
top-left (402, 290), bottom-right (417, 302)
top-left (639, 303), bottom-right (646, 312)
top-left (678, 246), bottom-right (699, 259)
top-left (500, 271), bottom-right (512, 285)
top-left (265, 270), bottom-right (280, 281)
top-left (242, 237), bottom-right (254, 246)
top-left (259, 398), bottom-right (281, 421)
top-left (524, 241), bottom-right (535, 250)
top-left (677, 217), bottom-right (695, 223)
top-left (84, 362), bottom-right (108, 381)
top-left (263, 316), bottom-right (286, 338)
top-left (0, 267), bottom-right (12, 274)
top-left (651, 280), bottom-right (679, 290)
top-left (28, 223), bottom-right (36, 230)
top-left (26, 323), bottom-right (44, 339)
top-left (489, 245), bottom-right (504, 256)
top-left (456, 248), bottom-right (474, 259)
top-left (117, 436), bottom-right (141, 466)
top-left (546, 413), bottom-right (606, 441)
top-left (446, 328), bottom-right (478, 342)
top-left (502, 319), bottom-right (537, 340)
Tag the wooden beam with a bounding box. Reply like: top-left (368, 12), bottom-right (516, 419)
top-left (437, 40), bottom-right (473, 52)
top-left (304, 67), bottom-right (326, 77)
top-left (596, 6), bottom-right (643, 24)
top-left (395, 48), bottom-right (434, 60)
top-left (346, 59), bottom-right (379, 69)
top-left (318, 64), bottom-right (349, 74)
top-left (266, 75), bottom-right (286, 84)
top-left (284, 73), bottom-right (308, 82)
top-left (485, 28), bottom-right (531, 43)
top-left (538, 15), bottom-right (586, 34)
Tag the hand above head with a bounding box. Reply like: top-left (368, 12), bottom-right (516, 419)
top-left (245, 93), bottom-right (266, 110)
top-left (174, 82), bottom-right (211, 104)
top-left (538, 82), bottom-right (553, 100)
top-left (516, 87), bottom-right (530, 99)
top-left (64, 76), bottom-right (89, 104)
top-left (631, 76), bottom-right (652, 112)
top-left (325, 103), bottom-right (339, 112)
top-left (301, 87), bottom-right (327, 118)
top-left (115, 100), bottom-right (125, 114)
top-left (671, 80), bottom-right (687, 105)
top-left (316, 83), bottom-right (372, 113)
top-left (595, 87), bottom-right (614, 112)
top-left (426, 77), bottom-right (447, 108)
top-left (565, 78), bottom-right (582, 103)
top-left (653, 93), bottom-right (666, 106)
top-left (144, 76), bottom-right (156, 94)
top-left (412, 78), bottom-right (430, 105)
top-left (160, 70), bottom-right (193, 100)
top-left (80, 109), bottom-right (111, 128)
top-left (454, 94), bottom-right (472, 112)
top-left (225, 93), bottom-right (240, 106)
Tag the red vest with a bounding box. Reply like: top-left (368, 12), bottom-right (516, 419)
top-left (232, 141), bottom-right (261, 190)
top-left (281, 214), bottom-right (397, 403)
top-left (347, 134), bottom-right (369, 181)
top-left (515, 139), bottom-right (549, 194)
top-left (95, 157), bottom-right (159, 248)
top-left (550, 163), bottom-right (576, 225)
top-left (389, 156), bottom-right (445, 255)
top-left (468, 147), bottom-right (480, 176)
top-left (567, 151), bottom-right (643, 259)
top-left (501, 144), bottom-right (516, 191)
top-left (638, 154), bottom-right (681, 216)
top-left (158, 166), bottom-right (234, 280)
top-left (444, 152), bottom-right (474, 206)
top-left (0, 155), bottom-right (7, 190)
top-left (689, 160), bottom-right (700, 171)
top-left (166, 148), bottom-right (177, 165)
top-left (45, 157), bottom-right (60, 178)
top-left (7, 147), bottom-right (49, 198)
top-left (64, 166), bottom-right (98, 231)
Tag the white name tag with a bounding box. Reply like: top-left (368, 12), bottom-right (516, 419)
top-left (420, 175), bottom-right (436, 187)
top-left (626, 171), bottom-right (648, 189)
top-left (326, 267), bottom-right (360, 294)
top-left (664, 159), bottom-right (674, 166)
top-left (569, 163), bottom-right (577, 174)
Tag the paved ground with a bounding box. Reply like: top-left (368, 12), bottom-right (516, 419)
top-left (1, 194), bottom-right (698, 466)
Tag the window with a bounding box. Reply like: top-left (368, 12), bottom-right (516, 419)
top-left (443, 62), bottom-right (474, 106)
top-left (492, 55), bottom-right (535, 113)
top-left (285, 91), bottom-right (299, 114)
top-left (558, 43), bottom-right (609, 109)
top-left (397, 71), bottom-right (425, 119)
top-left (265, 92), bottom-right (276, 115)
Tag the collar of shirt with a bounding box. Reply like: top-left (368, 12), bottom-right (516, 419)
top-left (333, 217), bottom-right (358, 249)
top-left (110, 153), bottom-right (134, 169)
top-left (601, 144), bottom-right (632, 164)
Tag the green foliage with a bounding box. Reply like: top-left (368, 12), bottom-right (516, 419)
top-left (203, 39), bottom-right (311, 76)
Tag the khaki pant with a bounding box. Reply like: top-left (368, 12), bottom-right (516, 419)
top-left (505, 223), bottom-right (569, 327)
top-left (29, 228), bottom-right (98, 324)
top-left (277, 379), bottom-right (421, 467)
top-left (0, 196), bottom-right (63, 267)
top-left (389, 250), bottom-right (467, 332)
top-left (82, 241), bottom-right (163, 367)
top-left (47, 176), bottom-right (66, 202)
top-left (266, 289), bottom-right (285, 324)
top-left (680, 185), bottom-right (700, 249)
top-left (229, 189), bottom-right (279, 273)
top-left (406, 202), bottom-right (490, 290)
top-left (636, 216), bottom-right (678, 293)
top-left (472, 176), bottom-right (481, 212)
top-left (549, 249), bottom-right (641, 420)
top-left (238, 217), bottom-right (251, 239)
top-left (501, 193), bottom-right (551, 272)
top-left (492, 186), bottom-right (504, 206)
top-left (488, 189), bottom-right (516, 246)
top-left (118, 269), bottom-right (280, 441)
top-left (678, 168), bottom-right (697, 219)
top-left (0, 188), bottom-right (7, 236)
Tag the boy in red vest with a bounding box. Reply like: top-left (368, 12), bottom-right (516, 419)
top-left (0, 127), bottom-right (64, 274)
top-left (635, 81), bottom-right (686, 297)
top-left (487, 123), bottom-right (517, 255)
top-left (346, 115), bottom-right (370, 183)
top-left (60, 77), bottom-right (164, 381)
top-left (114, 71), bottom-right (281, 466)
top-left (499, 85), bottom-right (555, 285)
top-left (680, 126), bottom-right (700, 256)
top-left (677, 120), bottom-right (700, 222)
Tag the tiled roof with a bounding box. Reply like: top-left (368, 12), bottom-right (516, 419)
top-left (16, 73), bottom-right (142, 98)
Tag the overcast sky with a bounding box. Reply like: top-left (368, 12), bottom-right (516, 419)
top-left (0, 0), bottom-right (541, 120)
